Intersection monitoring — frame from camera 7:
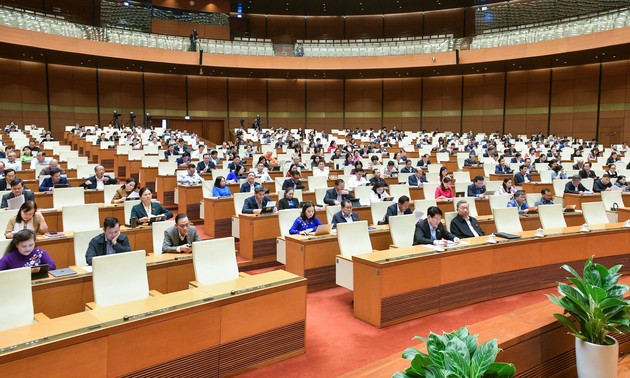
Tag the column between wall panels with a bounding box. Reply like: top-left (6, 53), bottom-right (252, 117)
top-left (547, 67), bottom-right (553, 136)
top-left (95, 67), bottom-right (100, 127)
top-left (502, 71), bottom-right (507, 135)
top-left (595, 62), bottom-right (603, 141)
top-left (459, 76), bottom-right (464, 134)
top-left (45, 61), bottom-right (51, 131)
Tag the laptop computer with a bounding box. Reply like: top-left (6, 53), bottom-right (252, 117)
top-left (311, 224), bottom-right (333, 236)
top-left (31, 264), bottom-right (50, 280)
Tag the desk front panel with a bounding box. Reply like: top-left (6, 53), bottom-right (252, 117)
top-left (156, 175), bottom-right (177, 208)
top-left (204, 198), bottom-right (234, 238)
top-left (353, 225), bottom-right (630, 327)
top-left (178, 185), bottom-right (203, 220)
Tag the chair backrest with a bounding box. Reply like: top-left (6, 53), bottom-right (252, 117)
top-left (413, 199), bottom-right (437, 216)
top-left (233, 192), bottom-right (250, 215)
top-left (581, 202), bottom-right (610, 225)
top-left (63, 204), bottom-right (100, 231)
top-left (601, 191), bottom-right (623, 211)
top-left (152, 220), bottom-right (176, 255)
top-left (388, 184), bottom-right (410, 200)
top-left (488, 194), bottom-right (511, 210)
top-left (354, 186), bottom-right (373, 206)
top-left (192, 237), bottom-right (239, 286)
top-left (77, 163), bottom-right (98, 179)
top-left (397, 172), bottom-right (412, 184)
top-left (581, 178), bottom-right (594, 191)
top-left (0, 209), bottom-right (19, 240)
top-left (103, 184), bottom-right (119, 204)
top-left (538, 204), bottom-right (567, 229)
top-left (307, 175), bottom-right (328, 191)
top-left (202, 180), bottom-right (214, 198)
top-left (485, 180), bottom-right (503, 192)
top-left (422, 182), bottom-right (439, 199)
top-left (389, 214), bottom-right (416, 248)
top-left (525, 193), bottom-right (542, 206)
top-left (326, 205), bottom-right (341, 224)
top-left (314, 187), bottom-right (330, 206)
top-left (53, 187), bottom-right (86, 208)
top-left (123, 199), bottom-right (141, 224)
top-left (73, 228), bottom-right (103, 267)
top-left (211, 168), bottom-right (230, 181)
top-left (336, 220), bottom-right (372, 257)
top-left (92, 250), bottom-right (149, 307)
top-left (293, 189), bottom-right (304, 202)
top-left (452, 171), bottom-right (470, 183)
top-left (553, 179), bottom-right (570, 198)
top-left (66, 156), bottom-right (88, 170)
top-left (158, 161), bottom-right (178, 176)
top-left (493, 207), bottom-right (523, 233)
top-left (457, 197), bottom-right (479, 217)
top-left (539, 170), bottom-right (553, 183)
top-left (274, 177), bottom-right (284, 195)
top-left (0, 267), bottom-right (34, 331)
top-left (370, 201), bottom-right (391, 225)
top-left (278, 208), bottom-right (301, 237)
top-left (141, 155), bottom-right (160, 168)
top-left (444, 211), bottom-right (458, 232)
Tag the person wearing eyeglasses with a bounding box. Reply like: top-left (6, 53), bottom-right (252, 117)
top-left (162, 213), bottom-right (201, 254)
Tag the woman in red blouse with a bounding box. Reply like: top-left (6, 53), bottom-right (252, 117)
top-left (435, 177), bottom-right (454, 200)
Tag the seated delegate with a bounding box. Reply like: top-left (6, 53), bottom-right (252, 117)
top-left (382, 196), bottom-right (412, 224)
top-left (212, 176), bottom-right (232, 197)
top-left (242, 186), bottom-right (275, 214)
top-left (162, 213), bottom-right (201, 253)
top-left (289, 202), bottom-right (322, 235)
top-left (177, 164), bottom-right (203, 186)
top-left (85, 216), bottom-right (131, 265)
top-left (331, 199), bottom-right (360, 227)
top-left (449, 200), bottom-right (484, 239)
top-left (413, 206), bottom-right (460, 246)
top-left (39, 168), bottom-right (70, 192)
top-left (323, 179), bottom-right (354, 206)
top-left (0, 229), bottom-right (56, 271)
top-left (278, 188), bottom-right (300, 210)
top-left (129, 187), bottom-right (174, 224)
top-left (1, 178), bottom-right (35, 208)
top-left (5, 201), bottom-right (48, 238)
top-left (81, 165), bottom-right (117, 190)
top-left (111, 178), bottom-right (140, 204)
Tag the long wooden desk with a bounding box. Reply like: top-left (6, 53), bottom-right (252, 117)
top-left (620, 207), bottom-right (630, 222)
top-left (32, 189), bottom-right (106, 209)
top-left (563, 192), bottom-right (630, 210)
top-left (178, 184), bottom-right (203, 220)
top-left (521, 181), bottom-right (555, 196)
top-left (285, 226), bottom-right (392, 291)
top-left (156, 175), bottom-right (177, 208)
top-left (139, 166), bottom-right (159, 192)
top-left (1, 270), bottom-right (307, 377)
top-left (204, 197), bottom-right (235, 238)
top-left (475, 211), bottom-right (585, 235)
top-left (352, 223), bottom-right (630, 328)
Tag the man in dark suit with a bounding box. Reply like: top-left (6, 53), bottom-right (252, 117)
top-left (369, 169), bottom-right (387, 186)
top-left (227, 155), bottom-right (243, 172)
top-left (81, 165), bottom-right (117, 189)
top-left (579, 162), bottom-right (597, 179)
top-left (85, 217), bottom-right (132, 265)
top-left (39, 168), bottom-right (70, 192)
top-left (162, 213), bottom-right (201, 253)
top-left (242, 186), bottom-right (274, 214)
top-left (593, 174), bottom-right (613, 193)
top-left (282, 170), bottom-right (302, 191)
top-left (513, 165), bottom-right (531, 186)
top-left (331, 199), bottom-right (360, 227)
top-left (382, 195), bottom-right (412, 224)
top-left (463, 154), bottom-right (480, 167)
top-left (1, 179), bottom-right (35, 208)
top-left (564, 175), bottom-right (589, 194)
top-left (408, 167), bottom-right (427, 187)
top-left (175, 152), bottom-right (192, 166)
top-left (164, 144), bottom-right (179, 159)
top-left (0, 169), bottom-right (16, 191)
top-left (240, 172), bottom-right (259, 193)
top-left (413, 206), bottom-right (460, 246)
top-left (400, 160), bottom-right (414, 174)
top-left (323, 179), bottom-right (354, 206)
top-left (450, 200), bottom-right (485, 239)
top-left (467, 176), bottom-right (487, 198)
top-left (196, 153), bottom-right (216, 174)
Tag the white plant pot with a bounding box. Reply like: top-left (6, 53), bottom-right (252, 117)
top-left (575, 336), bottom-right (619, 378)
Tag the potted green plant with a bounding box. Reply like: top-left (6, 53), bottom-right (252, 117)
top-left (393, 326), bottom-right (516, 378)
top-left (547, 256), bottom-right (630, 377)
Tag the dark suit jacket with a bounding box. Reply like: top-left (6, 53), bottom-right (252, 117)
top-left (513, 172), bottom-right (531, 186)
top-left (129, 201), bottom-right (174, 222)
top-left (278, 197), bottom-right (299, 210)
top-left (579, 169), bottom-right (597, 179)
top-left (408, 174), bottom-right (427, 187)
top-left (331, 211), bottom-right (360, 227)
top-left (495, 165), bottom-right (512, 174)
top-left (39, 176), bottom-right (70, 192)
top-left (196, 161), bottom-right (215, 173)
top-left (593, 179), bottom-right (612, 193)
top-left (450, 214), bottom-right (485, 239)
top-left (1, 190), bottom-right (35, 208)
top-left (242, 195), bottom-right (272, 214)
top-left (369, 177), bottom-right (386, 186)
top-left (323, 188), bottom-right (354, 206)
top-left (240, 181), bottom-right (259, 193)
top-left (81, 175), bottom-right (117, 189)
top-left (467, 183), bottom-right (486, 197)
top-left (227, 162), bottom-right (243, 172)
top-left (564, 182), bottom-right (588, 194)
top-left (162, 225), bottom-right (201, 253)
top-left (413, 219), bottom-right (456, 245)
top-left (383, 203), bottom-right (412, 224)
top-left (85, 233), bottom-right (131, 265)
top-left (282, 178), bottom-right (302, 191)
top-left (0, 180), bottom-right (10, 191)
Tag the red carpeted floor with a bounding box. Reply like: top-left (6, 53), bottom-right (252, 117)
top-left (236, 284), bottom-right (556, 378)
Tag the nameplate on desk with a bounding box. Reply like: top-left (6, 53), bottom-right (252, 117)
top-left (231, 284), bottom-right (269, 295)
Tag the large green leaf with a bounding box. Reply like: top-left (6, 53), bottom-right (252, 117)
top-left (484, 362), bottom-right (516, 378)
top-left (393, 372), bottom-right (415, 378)
top-left (411, 354), bottom-right (430, 373)
top-left (553, 313), bottom-right (580, 335)
top-left (403, 348), bottom-right (422, 361)
top-left (471, 339), bottom-right (499, 376)
top-left (443, 350), bottom-right (471, 378)
top-left (446, 337), bottom-right (471, 364)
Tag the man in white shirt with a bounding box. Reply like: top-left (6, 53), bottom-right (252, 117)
top-left (191, 144), bottom-right (206, 160)
top-left (30, 151), bottom-right (51, 170)
top-left (177, 164), bottom-right (203, 186)
top-left (312, 161), bottom-right (329, 178)
top-left (254, 163), bottom-right (273, 182)
top-left (348, 168), bottom-right (367, 191)
top-left (5, 152), bottom-right (21, 171)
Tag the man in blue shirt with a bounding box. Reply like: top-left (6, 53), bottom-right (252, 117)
top-left (507, 190), bottom-right (537, 214)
